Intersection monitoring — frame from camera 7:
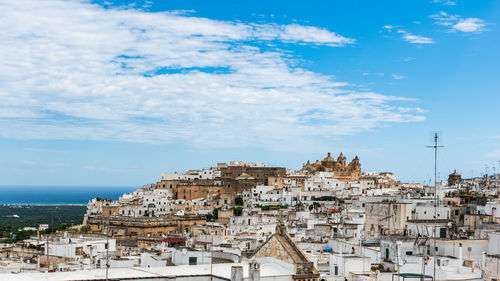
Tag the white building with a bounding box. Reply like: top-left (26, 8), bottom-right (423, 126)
top-left (171, 248), bottom-right (212, 266)
top-left (304, 172), bottom-right (343, 192)
top-left (47, 235), bottom-right (116, 262)
top-left (413, 204), bottom-right (451, 220)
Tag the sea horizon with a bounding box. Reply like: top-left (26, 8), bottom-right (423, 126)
top-left (0, 185), bottom-right (137, 205)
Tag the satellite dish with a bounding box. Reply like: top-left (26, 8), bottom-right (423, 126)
top-left (182, 248), bottom-right (188, 255)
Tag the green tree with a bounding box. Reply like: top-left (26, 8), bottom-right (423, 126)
top-left (234, 196), bottom-right (244, 206)
top-left (309, 202), bottom-right (321, 211)
top-left (205, 213), bottom-right (213, 222)
top-left (233, 207), bottom-right (243, 216)
top-left (212, 208), bottom-right (220, 220)
top-left (80, 226), bottom-right (90, 232)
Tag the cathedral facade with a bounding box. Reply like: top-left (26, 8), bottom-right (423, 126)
top-left (301, 152), bottom-right (361, 181)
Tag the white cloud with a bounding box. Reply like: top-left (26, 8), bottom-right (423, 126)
top-left (277, 24), bottom-right (355, 46)
top-left (362, 72), bottom-right (384, 76)
top-left (0, 0), bottom-right (424, 149)
top-left (430, 11), bottom-right (458, 26)
top-left (430, 12), bottom-right (487, 33)
top-left (383, 26), bottom-right (434, 44)
top-left (397, 30), bottom-right (435, 44)
top-left (392, 74), bottom-right (405, 80)
top-left (432, 0), bottom-right (457, 6)
top-left (453, 18), bottom-right (486, 32)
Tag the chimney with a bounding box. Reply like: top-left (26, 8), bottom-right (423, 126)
top-left (231, 266), bottom-right (243, 281)
top-left (249, 260), bottom-right (260, 281)
top-left (458, 243), bottom-right (463, 273)
top-left (482, 252), bottom-right (486, 279)
top-left (468, 247), bottom-right (473, 272)
top-left (396, 241), bottom-right (403, 266)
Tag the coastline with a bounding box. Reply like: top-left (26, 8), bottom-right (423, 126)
top-left (0, 185), bottom-right (137, 206)
top-left (0, 203), bottom-right (88, 206)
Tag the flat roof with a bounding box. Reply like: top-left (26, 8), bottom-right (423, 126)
top-left (2, 261), bottom-right (294, 281)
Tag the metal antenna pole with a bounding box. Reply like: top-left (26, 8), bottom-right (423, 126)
top-left (106, 227), bottom-right (109, 281)
top-left (210, 222), bottom-right (214, 281)
top-left (46, 234), bottom-right (49, 273)
top-left (427, 133), bottom-right (443, 281)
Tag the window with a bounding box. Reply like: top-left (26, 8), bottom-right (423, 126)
top-left (189, 257), bottom-right (197, 265)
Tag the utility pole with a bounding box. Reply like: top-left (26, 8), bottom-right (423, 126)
top-left (46, 234), bottom-right (49, 273)
top-left (106, 226), bottom-right (109, 281)
top-left (210, 222), bottom-right (214, 281)
top-left (421, 255), bottom-right (425, 281)
top-left (427, 133), bottom-right (443, 281)
top-left (396, 241), bottom-right (401, 281)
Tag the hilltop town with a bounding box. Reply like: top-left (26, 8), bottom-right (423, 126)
top-left (2, 152), bottom-right (500, 281)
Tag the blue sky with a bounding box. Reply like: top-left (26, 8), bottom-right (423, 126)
top-left (0, 0), bottom-right (499, 187)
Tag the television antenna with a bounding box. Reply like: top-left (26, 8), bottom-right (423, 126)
top-left (426, 133), bottom-right (443, 281)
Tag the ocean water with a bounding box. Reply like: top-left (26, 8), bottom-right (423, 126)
top-left (0, 186), bottom-right (137, 205)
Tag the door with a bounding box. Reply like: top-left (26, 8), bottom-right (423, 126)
top-left (440, 228), bottom-right (446, 238)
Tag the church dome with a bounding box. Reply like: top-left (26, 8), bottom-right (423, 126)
top-left (323, 152), bottom-right (335, 162)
